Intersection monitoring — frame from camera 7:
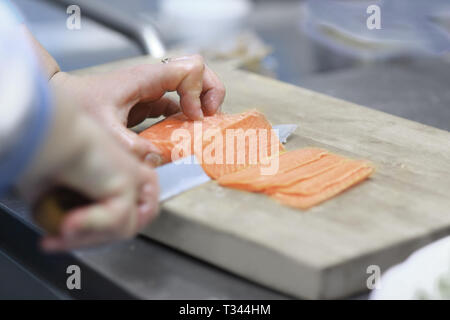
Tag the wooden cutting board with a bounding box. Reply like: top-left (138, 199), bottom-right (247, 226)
top-left (75, 56), bottom-right (450, 299)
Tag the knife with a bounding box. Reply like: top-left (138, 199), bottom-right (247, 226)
top-left (34, 124), bottom-right (297, 234)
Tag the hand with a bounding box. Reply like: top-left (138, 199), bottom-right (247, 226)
top-left (17, 81), bottom-right (159, 252)
top-left (52, 55), bottom-right (226, 163)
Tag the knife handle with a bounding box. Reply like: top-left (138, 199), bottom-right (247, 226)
top-left (33, 186), bottom-right (93, 235)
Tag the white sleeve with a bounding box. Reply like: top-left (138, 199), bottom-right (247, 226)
top-left (0, 3), bottom-right (34, 155)
top-left (0, 2), bottom-right (53, 193)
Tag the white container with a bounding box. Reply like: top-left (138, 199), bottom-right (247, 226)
top-left (158, 0), bottom-right (252, 45)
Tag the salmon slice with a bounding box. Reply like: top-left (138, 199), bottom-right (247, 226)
top-left (275, 160), bottom-right (373, 195)
top-left (261, 153), bottom-right (345, 193)
top-left (217, 148), bottom-right (331, 191)
top-left (139, 110), bottom-right (284, 179)
top-left (200, 110), bottom-right (283, 179)
top-left (139, 112), bottom-right (229, 163)
top-left (271, 165), bottom-right (374, 209)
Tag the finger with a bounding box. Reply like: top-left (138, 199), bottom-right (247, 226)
top-left (136, 167), bottom-right (159, 228)
top-left (43, 175), bottom-right (158, 252)
top-left (137, 182), bottom-right (159, 228)
top-left (144, 153), bottom-right (165, 167)
top-left (57, 192), bottom-right (138, 241)
top-left (173, 56), bottom-right (205, 120)
top-left (110, 124), bottom-right (163, 162)
top-left (200, 66), bottom-right (226, 116)
top-left (41, 201), bottom-right (137, 252)
top-left (124, 55), bottom-right (206, 121)
top-left (129, 65), bottom-right (221, 120)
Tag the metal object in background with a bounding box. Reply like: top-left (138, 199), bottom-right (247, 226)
top-left (44, 0), bottom-right (166, 57)
top-left (304, 0), bottom-right (450, 60)
top-left (158, 0), bottom-right (252, 45)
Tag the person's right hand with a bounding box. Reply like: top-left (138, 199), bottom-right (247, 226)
top-left (17, 81), bottom-right (159, 252)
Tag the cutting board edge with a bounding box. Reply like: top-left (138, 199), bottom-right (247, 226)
top-left (142, 207), bottom-right (450, 299)
top-left (319, 225), bottom-right (450, 299)
top-left (142, 208), bottom-right (325, 299)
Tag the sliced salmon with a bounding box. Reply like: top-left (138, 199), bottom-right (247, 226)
top-left (139, 110), bottom-right (374, 210)
top-left (200, 110), bottom-right (283, 179)
top-left (271, 165), bottom-right (374, 209)
top-left (217, 148), bottom-right (331, 191)
top-left (139, 109), bottom-right (284, 179)
top-left (218, 148), bottom-right (374, 209)
top-left (275, 160), bottom-right (373, 195)
top-left (261, 153), bottom-right (345, 193)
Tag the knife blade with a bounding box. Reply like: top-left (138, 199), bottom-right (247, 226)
top-left (274, 124), bottom-right (298, 144)
top-left (157, 155), bottom-right (210, 201)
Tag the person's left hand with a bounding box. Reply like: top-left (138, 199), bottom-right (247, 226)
top-left (51, 55), bottom-right (226, 165)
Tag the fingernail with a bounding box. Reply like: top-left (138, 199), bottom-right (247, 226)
top-left (145, 153), bottom-right (164, 167)
top-left (139, 202), bottom-right (159, 220)
top-left (143, 183), bottom-right (154, 195)
top-left (139, 203), bottom-right (153, 215)
top-left (193, 108), bottom-right (204, 120)
top-left (172, 56), bottom-right (192, 62)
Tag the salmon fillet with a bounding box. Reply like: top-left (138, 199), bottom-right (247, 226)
top-left (139, 110), bottom-right (284, 179)
top-left (271, 165), bottom-right (374, 209)
top-left (217, 148), bottom-right (331, 191)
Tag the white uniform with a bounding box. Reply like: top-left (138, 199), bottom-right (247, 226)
top-left (0, 0), bottom-right (52, 193)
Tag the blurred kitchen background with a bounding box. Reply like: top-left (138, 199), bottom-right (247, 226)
top-left (13, 0), bottom-right (450, 131)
